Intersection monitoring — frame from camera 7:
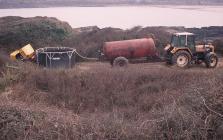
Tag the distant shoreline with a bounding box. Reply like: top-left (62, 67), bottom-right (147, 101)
top-left (1, 3), bottom-right (223, 9)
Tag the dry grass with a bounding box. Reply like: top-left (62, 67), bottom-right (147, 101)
top-left (0, 62), bottom-right (223, 140)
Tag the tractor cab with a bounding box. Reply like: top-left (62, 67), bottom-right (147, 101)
top-left (170, 32), bottom-right (196, 53)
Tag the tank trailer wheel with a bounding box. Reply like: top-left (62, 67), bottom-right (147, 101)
top-left (172, 50), bottom-right (191, 68)
top-left (113, 57), bottom-right (129, 67)
top-left (165, 61), bottom-right (172, 65)
top-left (205, 53), bottom-right (218, 68)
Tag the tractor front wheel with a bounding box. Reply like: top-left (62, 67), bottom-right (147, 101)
top-left (172, 50), bottom-right (191, 68)
top-left (205, 53), bottom-right (218, 68)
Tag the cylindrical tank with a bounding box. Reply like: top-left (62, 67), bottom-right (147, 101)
top-left (103, 38), bottom-right (157, 60)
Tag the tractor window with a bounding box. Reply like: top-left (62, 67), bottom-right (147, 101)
top-left (179, 35), bottom-right (186, 47)
top-left (187, 35), bottom-right (196, 52)
top-left (187, 35), bottom-right (195, 48)
top-left (171, 36), bottom-right (179, 47)
top-left (16, 53), bottom-right (23, 60)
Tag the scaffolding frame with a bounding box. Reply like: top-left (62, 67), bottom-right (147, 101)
top-left (36, 47), bottom-right (76, 68)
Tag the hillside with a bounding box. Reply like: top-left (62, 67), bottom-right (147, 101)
top-left (0, 16), bottom-right (73, 52)
top-left (0, 16), bottom-right (223, 57)
top-left (0, 0), bottom-right (223, 8)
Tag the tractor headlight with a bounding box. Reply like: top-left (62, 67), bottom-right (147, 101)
top-left (164, 44), bottom-right (171, 51)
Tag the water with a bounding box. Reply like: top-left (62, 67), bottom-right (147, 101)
top-left (0, 6), bottom-right (223, 29)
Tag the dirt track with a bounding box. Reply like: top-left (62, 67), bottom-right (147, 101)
top-left (76, 58), bottom-right (223, 72)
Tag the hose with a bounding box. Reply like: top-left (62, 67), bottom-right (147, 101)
top-left (74, 50), bottom-right (99, 62)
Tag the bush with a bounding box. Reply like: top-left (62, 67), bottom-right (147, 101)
top-left (213, 39), bottom-right (223, 55)
top-left (0, 16), bottom-right (73, 52)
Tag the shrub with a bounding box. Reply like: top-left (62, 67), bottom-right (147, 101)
top-left (0, 62), bottom-right (222, 139)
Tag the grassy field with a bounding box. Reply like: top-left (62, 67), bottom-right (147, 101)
top-left (0, 58), bottom-right (223, 139)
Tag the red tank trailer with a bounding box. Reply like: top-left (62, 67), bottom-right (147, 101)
top-left (103, 38), bottom-right (157, 66)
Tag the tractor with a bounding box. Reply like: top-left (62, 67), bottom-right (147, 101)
top-left (164, 32), bottom-right (218, 68)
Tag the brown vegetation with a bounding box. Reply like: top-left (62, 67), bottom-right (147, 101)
top-left (213, 39), bottom-right (223, 55)
top-left (0, 16), bottom-right (223, 140)
top-left (0, 61), bottom-right (223, 140)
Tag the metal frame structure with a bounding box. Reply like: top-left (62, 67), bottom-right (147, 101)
top-left (36, 47), bottom-right (76, 68)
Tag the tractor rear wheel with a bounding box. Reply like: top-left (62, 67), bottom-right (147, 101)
top-left (113, 57), bottom-right (129, 67)
top-left (205, 53), bottom-right (218, 68)
top-left (172, 50), bottom-right (191, 68)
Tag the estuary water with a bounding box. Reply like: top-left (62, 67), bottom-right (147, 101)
top-left (0, 6), bottom-right (223, 29)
